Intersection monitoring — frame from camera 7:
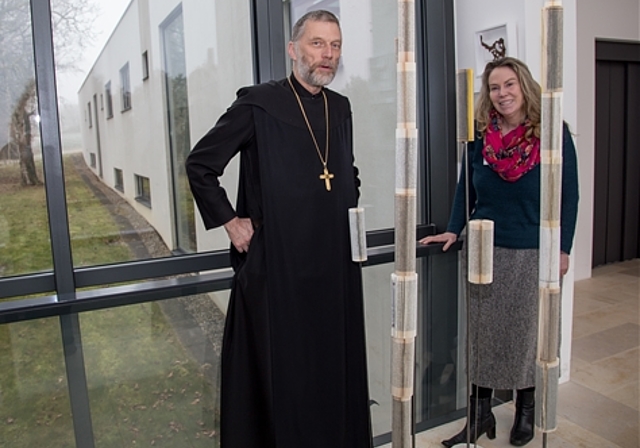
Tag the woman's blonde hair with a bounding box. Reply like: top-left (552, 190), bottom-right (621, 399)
top-left (475, 57), bottom-right (541, 139)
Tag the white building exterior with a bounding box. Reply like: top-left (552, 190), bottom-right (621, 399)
top-left (79, 0), bottom-right (254, 253)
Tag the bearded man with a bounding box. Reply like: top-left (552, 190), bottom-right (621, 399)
top-left (186, 10), bottom-right (373, 448)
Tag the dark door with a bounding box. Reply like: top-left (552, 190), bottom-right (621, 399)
top-left (593, 40), bottom-right (640, 267)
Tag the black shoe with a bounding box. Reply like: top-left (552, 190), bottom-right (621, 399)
top-left (442, 396), bottom-right (496, 447)
top-left (510, 388), bottom-right (535, 446)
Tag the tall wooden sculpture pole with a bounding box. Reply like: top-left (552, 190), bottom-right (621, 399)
top-left (537, 2), bottom-right (564, 447)
top-left (391, 0), bottom-right (417, 446)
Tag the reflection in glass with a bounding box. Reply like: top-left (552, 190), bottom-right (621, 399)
top-left (105, 82), bottom-right (114, 119)
top-left (365, 258), bottom-right (463, 438)
top-left (135, 174), bottom-right (151, 207)
top-left (285, 0), bottom-right (398, 231)
top-left (0, 319), bottom-right (74, 446)
top-left (0, 0), bottom-right (52, 279)
top-left (119, 62), bottom-right (132, 112)
top-left (416, 254), bottom-right (462, 423)
top-left (58, 0), bottom-right (253, 266)
top-left (81, 292), bottom-right (228, 446)
top-left (284, 1), bottom-right (465, 436)
top-left (362, 263), bottom-right (394, 438)
top-left (285, 0), bottom-right (399, 437)
top-left (91, 93), bottom-right (103, 177)
top-left (162, 7), bottom-right (196, 254)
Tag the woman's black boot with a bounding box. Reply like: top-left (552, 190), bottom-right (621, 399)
top-left (442, 396), bottom-right (496, 447)
top-left (510, 388), bottom-right (535, 446)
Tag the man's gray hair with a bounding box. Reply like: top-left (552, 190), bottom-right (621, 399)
top-left (291, 10), bottom-right (340, 43)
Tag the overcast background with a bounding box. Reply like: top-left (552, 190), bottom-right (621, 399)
top-left (56, 0), bottom-right (130, 103)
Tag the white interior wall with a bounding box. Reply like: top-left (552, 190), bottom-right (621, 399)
top-left (454, 0), bottom-right (526, 91)
top-left (574, 0), bottom-right (640, 281)
top-left (454, 0), bottom-right (640, 384)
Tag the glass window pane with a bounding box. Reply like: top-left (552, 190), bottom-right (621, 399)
top-left (362, 264), bottom-right (394, 438)
top-left (365, 258), bottom-right (463, 439)
top-left (81, 292), bottom-right (229, 446)
top-left (162, 9), bottom-right (194, 253)
top-left (281, 4), bottom-right (462, 436)
top-left (282, 3), bottom-right (400, 438)
top-left (285, 1), bottom-right (398, 231)
top-left (55, 0), bottom-right (253, 266)
top-left (119, 62), bottom-right (132, 112)
top-left (105, 82), bottom-right (113, 119)
top-left (0, 0), bottom-right (52, 280)
top-left (0, 319), bottom-right (75, 446)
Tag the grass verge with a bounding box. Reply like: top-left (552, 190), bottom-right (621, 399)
top-left (0, 157), bottom-right (220, 447)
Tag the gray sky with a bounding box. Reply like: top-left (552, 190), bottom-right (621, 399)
top-left (56, 0), bottom-right (131, 103)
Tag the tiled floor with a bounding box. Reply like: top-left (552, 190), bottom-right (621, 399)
top-left (383, 258), bottom-right (639, 448)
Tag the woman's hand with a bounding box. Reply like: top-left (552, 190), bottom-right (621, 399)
top-left (419, 232), bottom-right (458, 251)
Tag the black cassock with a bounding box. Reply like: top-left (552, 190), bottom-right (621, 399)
top-left (186, 76), bottom-right (372, 448)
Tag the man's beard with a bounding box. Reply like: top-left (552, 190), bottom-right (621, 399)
top-left (295, 49), bottom-right (338, 87)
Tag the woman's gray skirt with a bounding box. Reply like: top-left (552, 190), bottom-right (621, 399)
top-left (467, 246), bottom-right (539, 390)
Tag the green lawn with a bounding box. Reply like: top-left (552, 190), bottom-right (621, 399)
top-left (0, 157), bottom-right (220, 447)
top-left (0, 161), bottom-right (54, 276)
top-left (0, 157), bottom-right (131, 277)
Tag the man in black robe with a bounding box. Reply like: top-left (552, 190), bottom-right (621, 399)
top-left (185, 10), bottom-right (372, 448)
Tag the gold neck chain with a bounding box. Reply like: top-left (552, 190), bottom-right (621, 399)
top-left (287, 76), bottom-right (334, 191)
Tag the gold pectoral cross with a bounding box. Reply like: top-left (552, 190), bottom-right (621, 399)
top-left (319, 166), bottom-right (334, 191)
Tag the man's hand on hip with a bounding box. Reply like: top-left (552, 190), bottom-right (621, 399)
top-left (224, 217), bottom-right (254, 253)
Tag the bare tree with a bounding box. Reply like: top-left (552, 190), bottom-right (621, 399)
top-left (0, 0), bottom-right (98, 185)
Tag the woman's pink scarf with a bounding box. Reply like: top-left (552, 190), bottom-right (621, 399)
top-left (482, 109), bottom-right (540, 182)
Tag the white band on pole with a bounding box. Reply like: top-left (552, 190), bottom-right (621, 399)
top-left (348, 207), bottom-right (367, 263)
top-left (468, 219), bottom-right (494, 285)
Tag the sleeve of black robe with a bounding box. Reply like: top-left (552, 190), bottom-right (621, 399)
top-left (185, 104), bottom-right (255, 229)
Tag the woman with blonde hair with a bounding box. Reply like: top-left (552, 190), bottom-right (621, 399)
top-left (421, 57), bottom-right (578, 447)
